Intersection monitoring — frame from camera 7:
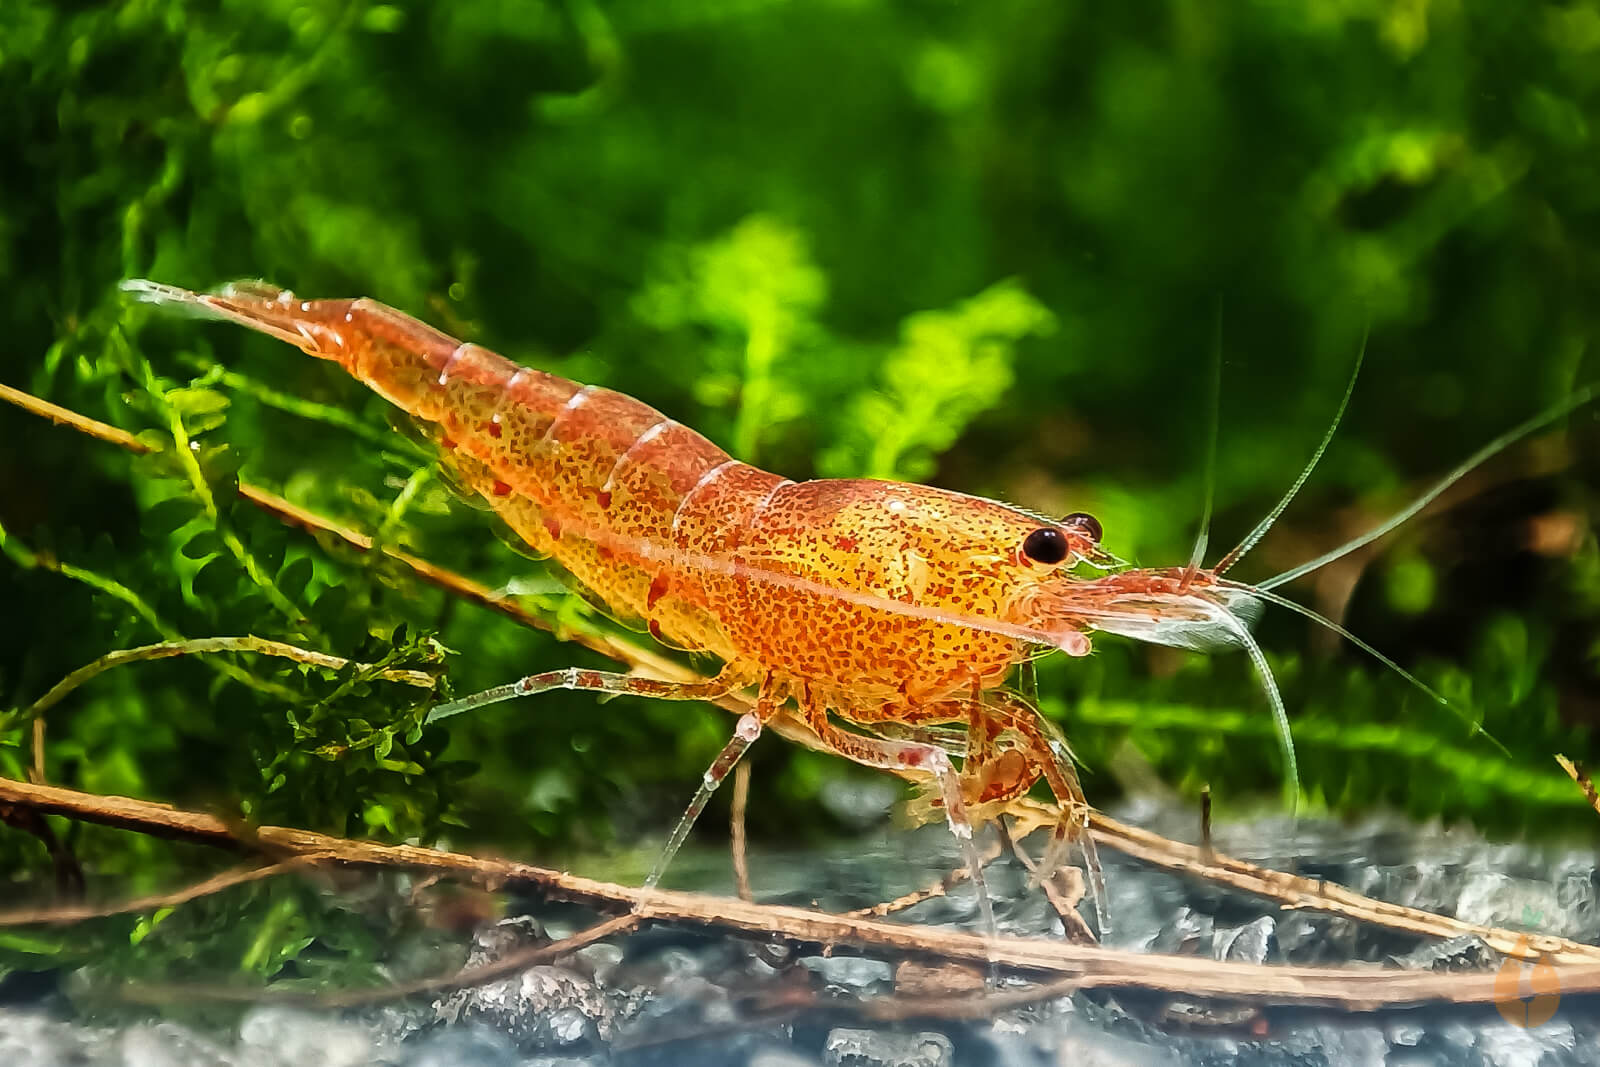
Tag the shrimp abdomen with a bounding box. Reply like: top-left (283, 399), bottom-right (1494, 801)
top-left (124, 281), bottom-right (750, 653)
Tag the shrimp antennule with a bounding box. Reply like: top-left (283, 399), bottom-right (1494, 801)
top-left (1260, 380), bottom-right (1600, 591)
top-left (1183, 306), bottom-right (1226, 580)
top-left (1206, 601), bottom-right (1299, 811)
top-left (1214, 577), bottom-right (1511, 756)
top-left (1213, 332), bottom-right (1367, 577)
top-left (1072, 590), bottom-right (1300, 809)
top-left (1129, 379), bottom-right (1595, 779)
top-left (1189, 370), bottom-right (1593, 784)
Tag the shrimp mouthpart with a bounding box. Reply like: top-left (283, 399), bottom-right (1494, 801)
top-left (1026, 568), bottom-right (1262, 655)
top-left (1033, 567), bottom-right (1301, 807)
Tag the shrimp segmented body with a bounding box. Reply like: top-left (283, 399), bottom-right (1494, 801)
top-left (121, 278), bottom-right (1598, 937)
top-left (122, 279), bottom-right (1121, 930)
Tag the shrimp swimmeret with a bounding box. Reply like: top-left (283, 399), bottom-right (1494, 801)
top-left (121, 278), bottom-right (1597, 937)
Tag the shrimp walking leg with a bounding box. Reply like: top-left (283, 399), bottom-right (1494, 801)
top-left (425, 660), bottom-right (761, 888)
top-left (425, 661), bottom-right (754, 725)
top-left (800, 705), bottom-right (998, 938)
top-left (647, 685), bottom-right (782, 888)
top-left (978, 691), bottom-right (1108, 936)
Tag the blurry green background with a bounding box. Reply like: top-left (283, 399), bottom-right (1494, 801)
top-left (2, 0), bottom-right (1599, 967)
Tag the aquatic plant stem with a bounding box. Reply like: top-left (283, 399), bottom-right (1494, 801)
top-left (23, 637), bottom-right (436, 725)
top-left (17, 636), bottom-right (437, 782)
top-left (0, 859), bottom-right (311, 927)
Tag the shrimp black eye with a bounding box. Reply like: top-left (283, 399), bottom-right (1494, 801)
top-left (1022, 527), bottom-right (1070, 565)
top-left (1062, 512), bottom-right (1103, 543)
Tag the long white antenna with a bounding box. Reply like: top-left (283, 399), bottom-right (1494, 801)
top-left (1213, 332), bottom-right (1367, 577)
top-left (1205, 600), bottom-right (1299, 814)
top-left (1218, 579), bottom-right (1511, 757)
top-left (1262, 382), bottom-right (1599, 591)
top-left (1185, 308), bottom-right (1225, 575)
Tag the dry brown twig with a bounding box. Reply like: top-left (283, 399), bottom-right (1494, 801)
top-left (0, 800), bottom-right (84, 896)
top-left (730, 761), bottom-right (755, 904)
top-left (4, 776), bottom-right (1600, 1014)
top-left (1557, 754), bottom-right (1600, 818)
top-left (30, 720), bottom-right (46, 785)
top-left (1014, 800), bottom-right (1598, 964)
top-left (844, 836), bottom-right (1003, 921)
top-left (0, 381), bottom-right (153, 455)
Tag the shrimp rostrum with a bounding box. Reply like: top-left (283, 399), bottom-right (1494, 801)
top-left (122, 280), bottom-right (1596, 937)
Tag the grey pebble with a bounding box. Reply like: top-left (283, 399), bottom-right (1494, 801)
top-left (822, 1028), bottom-right (953, 1067)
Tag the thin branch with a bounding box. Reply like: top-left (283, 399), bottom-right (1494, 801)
top-left (121, 913), bottom-right (638, 1009)
top-left (0, 859), bottom-right (310, 926)
top-left (731, 761), bottom-right (754, 904)
top-left (0, 381), bottom-right (153, 454)
top-left (845, 837), bottom-right (1003, 921)
top-left (1018, 800), bottom-right (1600, 964)
top-left (996, 818), bottom-right (1095, 945)
top-left (24, 637), bottom-right (435, 724)
top-left (30, 719), bottom-right (46, 785)
top-left (1556, 754), bottom-right (1600, 818)
top-left (6, 778), bottom-right (1600, 1011)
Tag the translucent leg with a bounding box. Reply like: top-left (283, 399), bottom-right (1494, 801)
top-left (425, 662), bottom-right (751, 724)
top-left (645, 707), bottom-right (768, 889)
top-left (801, 707), bottom-right (998, 939)
top-left (983, 692), bottom-right (1109, 939)
top-left (1034, 755), bottom-right (1108, 939)
top-left (424, 661), bottom-right (758, 891)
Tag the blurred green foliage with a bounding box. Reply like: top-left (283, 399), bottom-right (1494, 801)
top-left (2, 0), bottom-right (1599, 987)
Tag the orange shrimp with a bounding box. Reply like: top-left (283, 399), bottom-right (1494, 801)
top-left (121, 278), bottom-right (1118, 931)
top-left (120, 279), bottom-right (1597, 938)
